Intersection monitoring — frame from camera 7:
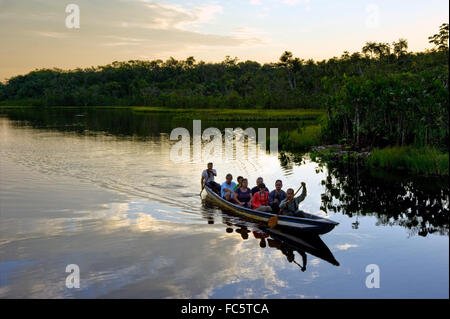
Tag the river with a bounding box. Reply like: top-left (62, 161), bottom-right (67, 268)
top-left (0, 107), bottom-right (448, 298)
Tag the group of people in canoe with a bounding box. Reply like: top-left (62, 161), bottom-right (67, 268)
top-left (201, 163), bottom-right (307, 217)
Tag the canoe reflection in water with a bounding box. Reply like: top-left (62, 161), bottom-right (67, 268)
top-left (201, 200), bottom-right (340, 271)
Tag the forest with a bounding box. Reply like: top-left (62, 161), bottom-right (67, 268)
top-left (0, 23), bottom-right (448, 172)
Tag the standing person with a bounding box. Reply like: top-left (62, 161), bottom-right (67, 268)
top-left (269, 180), bottom-right (287, 214)
top-left (251, 177), bottom-right (269, 195)
top-left (252, 183), bottom-right (272, 212)
top-left (235, 178), bottom-right (253, 208)
top-left (279, 182), bottom-right (307, 217)
top-left (221, 174), bottom-right (238, 203)
top-left (201, 162), bottom-right (220, 194)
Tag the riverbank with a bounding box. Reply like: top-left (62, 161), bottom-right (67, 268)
top-left (277, 119), bottom-right (449, 177)
top-left (0, 105), bottom-right (325, 122)
top-left (129, 106), bottom-right (325, 121)
top-left (309, 145), bottom-right (449, 177)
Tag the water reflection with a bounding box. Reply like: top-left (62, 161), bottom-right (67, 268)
top-left (1, 107), bottom-right (448, 237)
top-left (0, 107), bottom-right (448, 298)
top-left (0, 106), bottom-right (299, 138)
top-left (316, 160), bottom-right (449, 237)
top-left (201, 201), bottom-right (340, 271)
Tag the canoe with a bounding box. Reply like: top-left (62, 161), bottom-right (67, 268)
top-left (205, 185), bottom-right (339, 235)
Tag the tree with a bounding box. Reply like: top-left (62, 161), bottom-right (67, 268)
top-left (362, 42), bottom-right (377, 58)
top-left (184, 56), bottom-right (196, 69)
top-left (374, 42), bottom-right (391, 59)
top-left (428, 23), bottom-right (449, 51)
top-left (279, 51), bottom-right (303, 89)
top-left (0, 22), bottom-right (448, 127)
top-left (393, 39), bottom-right (408, 57)
top-left (223, 55), bottom-right (239, 66)
top-left (0, 82), bottom-right (5, 100)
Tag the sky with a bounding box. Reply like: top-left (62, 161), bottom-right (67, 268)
top-left (0, 0), bottom-right (448, 81)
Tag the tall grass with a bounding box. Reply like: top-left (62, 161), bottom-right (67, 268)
top-left (131, 106), bottom-right (325, 121)
top-left (279, 125), bottom-right (323, 151)
top-left (368, 146), bottom-right (449, 176)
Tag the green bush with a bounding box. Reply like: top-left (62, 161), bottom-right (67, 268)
top-left (279, 124), bottom-right (322, 151)
top-left (368, 146), bottom-right (449, 176)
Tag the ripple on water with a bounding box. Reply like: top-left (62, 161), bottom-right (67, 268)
top-left (1, 117), bottom-right (336, 234)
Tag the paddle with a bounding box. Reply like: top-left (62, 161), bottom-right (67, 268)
top-left (268, 183), bottom-right (304, 228)
top-left (200, 184), bottom-right (206, 196)
top-left (200, 169), bottom-right (214, 196)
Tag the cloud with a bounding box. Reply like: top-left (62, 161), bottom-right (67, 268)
top-left (98, 1), bottom-right (265, 56)
top-left (281, 0), bottom-right (311, 11)
top-left (335, 243), bottom-right (359, 251)
top-left (0, 0), bottom-right (266, 80)
top-left (282, 0), bottom-right (310, 5)
top-left (35, 31), bottom-right (71, 39)
top-left (108, 1), bottom-right (259, 48)
top-left (132, 1), bottom-right (223, 31)
top-left (233, 27), bottom-right (270, 45)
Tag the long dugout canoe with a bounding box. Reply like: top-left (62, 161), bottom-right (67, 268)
top-left (205, 186), bottom-right (339, 235)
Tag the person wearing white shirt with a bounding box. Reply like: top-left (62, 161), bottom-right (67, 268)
top-left (201, 162), bottom-right (220, 194)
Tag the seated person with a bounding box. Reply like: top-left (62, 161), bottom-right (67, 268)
top-left (221, 173), bottom-right (238, 203)
top-left (235, 178), bottom-right (252, 208)
top-left (234, 176), bottom-right (244, 191)
top-left (251, 183), bottom-right (272, 212)
top-left (279, 183), bottom-right (307, 217)
top-left (251, 177), bottom-right (270, 195)
top-left (269, 180), bottom-right (287, 214)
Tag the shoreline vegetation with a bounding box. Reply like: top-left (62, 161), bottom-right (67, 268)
top-left (309, 145), bottom-right (448, 177)
top-left (0, 24), bottom-right (448, 176)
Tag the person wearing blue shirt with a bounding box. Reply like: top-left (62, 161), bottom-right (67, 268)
top-left (221, 173), bottom-right (238, 203)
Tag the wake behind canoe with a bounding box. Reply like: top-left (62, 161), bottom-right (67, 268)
top-left (204, 185), bottom-right (338, 235)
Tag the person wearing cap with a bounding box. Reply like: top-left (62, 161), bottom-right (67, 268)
top-left (251, 183), bottom-right (272, 212)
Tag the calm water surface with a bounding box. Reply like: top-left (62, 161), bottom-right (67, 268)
top-left (0, 107), bottom-right (448, 298)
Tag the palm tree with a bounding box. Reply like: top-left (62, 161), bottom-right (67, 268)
top-left (372, 42), bottom-right (389, 59)
top-left (362, 41), bottom-right (377, 58)
top-left (380, 42), bottom-right (392, 63)
top-left (393, 39), bottom-right (408, 57)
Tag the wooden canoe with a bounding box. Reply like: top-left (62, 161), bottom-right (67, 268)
top-left (205, 185), bottom-right (339, 235)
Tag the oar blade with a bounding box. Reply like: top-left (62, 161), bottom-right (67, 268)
top-left (268, 215), bottom-right (278, 228)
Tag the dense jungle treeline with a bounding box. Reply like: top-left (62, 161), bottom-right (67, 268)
top-left (321, 23), bottom-right (449, 151)
top-left (0, 24), bottom-right (448, 155)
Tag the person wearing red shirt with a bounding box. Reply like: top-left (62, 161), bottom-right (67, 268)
top-left (252, 183), bottom-right (273, 212)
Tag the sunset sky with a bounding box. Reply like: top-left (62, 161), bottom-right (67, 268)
top-left (0, 0), bottom-right (448, 81)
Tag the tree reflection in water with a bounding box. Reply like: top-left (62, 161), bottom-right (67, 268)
top-left (316, 160), bottom-right (449, 237)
